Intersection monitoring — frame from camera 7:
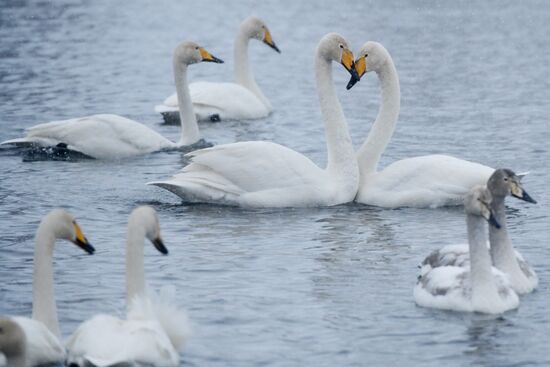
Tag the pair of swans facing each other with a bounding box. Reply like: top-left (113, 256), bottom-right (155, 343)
top-left (2, 207), bottom-right (188, 367)
top-left (1, 43), bottom-right (224, 160)
top-left (149, 37), bottom-right (495, 209)
top-left (156, 16), bottom-right (280, 123)
top-left (415, 169), bottom-right (538, 314)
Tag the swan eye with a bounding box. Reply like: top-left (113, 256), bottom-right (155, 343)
top-left (339, 44), bottom-right (344, 49)
top-left (365, 53), bottom-right (368, 57)
top-left (504, 177), bottom-right (508, 182)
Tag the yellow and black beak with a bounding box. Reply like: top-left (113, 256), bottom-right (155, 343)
top-left (199, 47), bottom-right (224, 63)
top-left (346, 55), bottom-right (366, 90)
top-left (263, 29), bottom-right (281, 53)
top-left (72, 222), bottom-right (94, 254)
top-left (152, 237), bottom-right (168, 255)
top-left (511, 182), bottom-right (537, 204)
top-left (340, 48), bottom-right (359, 89)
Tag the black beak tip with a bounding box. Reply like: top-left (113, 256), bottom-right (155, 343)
top-left (523, 192), bottom-right (537, 204)
top-left (153, 238), bottom-right (169, 255)
top-left (77, 239), bottom-right (95, 254)
top-left (272, 44), bottom-right (281, 53)
top-left (489, 216), bottom-right (501, 229)
top-left (347, 75), bottom-right (360, 90)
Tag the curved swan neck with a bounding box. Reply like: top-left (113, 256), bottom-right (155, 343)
top-left (125, 222), bottom-right (146, 307)
top-left (234, 31), bottom-right (271, 109)
top-left (173, 59), bottom-right (199, 145)
top-left (489, 196), bottom-right (525, 277)
top-left (357, 57), bottom-right (400, 177)
top-left (315, 55), bottom-right (356, 175)
top-left (32, 223), bottom-right (60, 338)
top-left (467, 215), bottom-right (499, 302)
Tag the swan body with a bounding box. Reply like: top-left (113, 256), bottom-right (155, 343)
top-left (0, 318), bottom-right (26, 367)
top-left (1, 42), bottom-right (223, 159)
top-left (149, 33), bottom-right (359, 207)
top-left (414, 186), bottom-right (519, 314)
top-left (3, 210), bottom-right (94, 367)
top-left (419, 169), bottom-right (538, 294)
top-left (349, 42), bottom-right (494, 208)
top-left (66, 206), bottom-right (189, 367)
top-left (155, 16), bottom-right (279, 122)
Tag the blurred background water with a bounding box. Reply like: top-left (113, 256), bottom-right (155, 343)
top-left (0, 0), bottom-right (549, 366)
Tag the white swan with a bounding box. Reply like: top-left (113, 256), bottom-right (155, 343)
top-left (347, 42), bottom-right (494, 208)
top-left (155, 16), bottom-right (280, 123)
top-left (3, 209), bottom-right (94, 367)
top-left (420, 169), bottom-right (538, 294)
top-left (66, 206), bottom-right (189, 367)
top-left (414, 186), bottom-right (519, 314)
top-left (0, 317), bottom-right (26, 367)
top-left (1, 42), bottom-right (223, 159)
top-left (148, 33), bottom-right (359, 208)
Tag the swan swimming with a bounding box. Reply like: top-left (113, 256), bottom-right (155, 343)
top-left (0, 317), bottom-right (26, 367)
top-left (420, 168), bottom-right (538, 294)
top-left (155, 16), bottom-right (280, 123)
top-left (3, 209), bottom-right (94, 367)
top-left (66, 206), bottom-right (189, 367)
top-left (148, 33), bottom-right (359, 208)
top-left (1, 42), bottom-right (223, 159)
top-left (414, 186), bottom-right (519, 314)
top-left (347, 41), bottom-right (494, 208)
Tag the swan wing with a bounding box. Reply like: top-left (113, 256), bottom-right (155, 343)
top-left (413, 266), bottom-right (473, 312)
top-left (358, 155), bottom-right (494, 208)
top-left (66, 314), bottom-right (179, 367)
top-left (11, 316), bottom-right (65, 366)
top-left (149, 141), bottom-right (328, 207)
top-left (419, 244), bottom-right (470, 275)
top-left (155, 83), bottom-right (268, 121)
top-left (1, 114), bottom-right (173, 159)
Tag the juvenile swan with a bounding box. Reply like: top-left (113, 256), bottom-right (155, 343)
top-left (4, 210), bottom-right (94, 366)
top-left (148, 33), bottom-right (359, 208)
top-left (1, 43), bottom-right (223, 159)
top-left (66, 206), bottom-right (189, 367)
top-left (414, 186), bottom-right (519, 314)
top-left (421, 169), bottom-right (538, 294)
top-left (156, 16), bottom-right (280, 122)
top-left (347, 42), bottom-right (494, 208)
top-left (0, 318), bottom-right (26, 367)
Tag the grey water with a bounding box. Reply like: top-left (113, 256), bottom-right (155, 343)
top-left (1, 0), bottom-right (549, 366)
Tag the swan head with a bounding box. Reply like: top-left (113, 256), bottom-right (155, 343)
top-left (128, 206), bottom-right (168, 255)
top-left (174, 41), bottom-right (224, 66)
top-left (464, 186), bottom-right (500, 228)
top-left (241, 16), bottom-right (280, 53)
top-left (346, 41), bottom-right (390, 89)
top-left (0, 318), bottom-right (26, 364)
top-left (39, 209), bottom-right (94, 254)
top-left (317, 33), bottom-right (358, 79)
top-left (487, 168), bottom-right (537, 203)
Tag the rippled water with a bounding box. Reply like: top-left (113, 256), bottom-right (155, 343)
top-left (1, 1), bottom-right (549, 366)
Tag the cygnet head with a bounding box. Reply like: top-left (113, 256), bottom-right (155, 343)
top-left (487, 168), bottom-right (537, 203)
top-left (173, 41), bottom-right (224, 66)
top-left (39, 209), bottom-right (95, 254)
top-left (128, 206), bottom-right (167, 255)
top-left (317, 33), bottom-right (358, 80)
top-left (347, 41), bottom-right (391, 89)
top-left (0, 317), bottom-right (26, 366)
top-left (240, 16), bottom-right (280, 53)
top-left (464, 186), bottom-right (501, 228)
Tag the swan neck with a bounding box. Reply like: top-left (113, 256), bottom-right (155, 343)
top-left (489, 196), bottom-right (524, 276)
top-left (315, 56), bottom-right (356, 176)
top-left (234, 31), bottom-right (271, 109)
top-left (31, 223), bottom-right (60, 338)
top-left (467, 214), bottom-right (499, 302)
top-left (126, 222), bottom-right (146, 307)
top-left (173, 59), bottom-right (199, 145)
top-left (357, 58), bottom-right (400, 178)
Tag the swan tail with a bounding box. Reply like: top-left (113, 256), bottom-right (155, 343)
top-left (1, 137), bottom-right (36, 146)
top-left (151, 285), bottom-right (191, 351)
